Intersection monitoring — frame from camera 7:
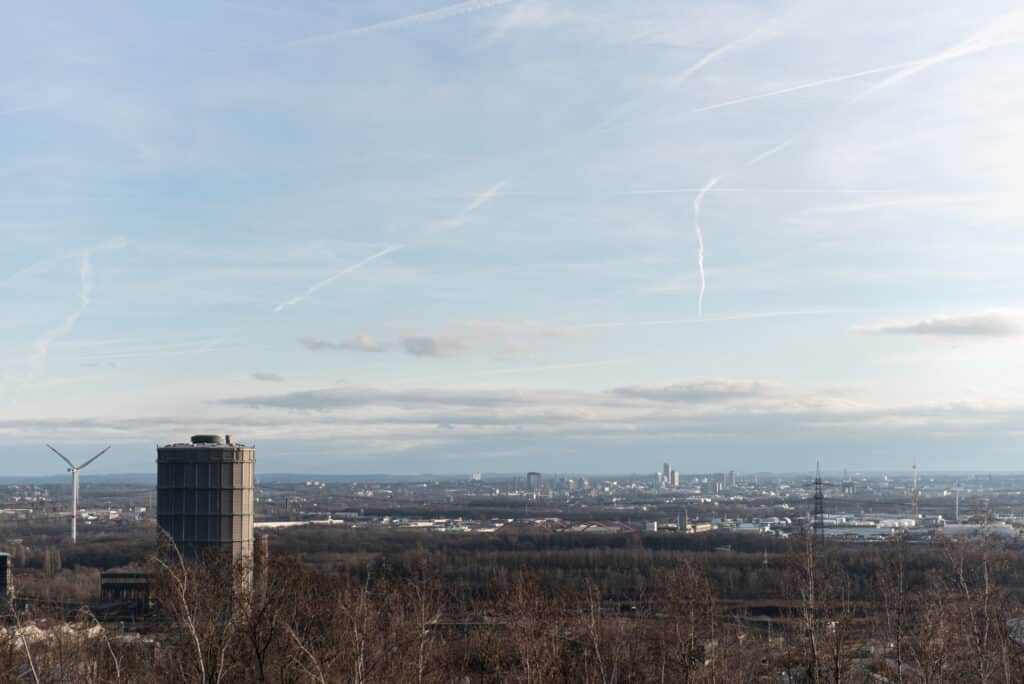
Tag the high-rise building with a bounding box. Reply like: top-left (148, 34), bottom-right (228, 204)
top-left (526, 471), bottom-right (541, 493)
top-left (727, 470), bottom-right (736, 488)
top-left (662, 462), bottom-right (670, 485)
top-left (157, 434), bottom-right (255, 564)
top-left (671, 470), bottom-right (680, 488)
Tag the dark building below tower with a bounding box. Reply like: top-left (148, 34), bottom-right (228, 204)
top-left (100, 572), bottom-right (151, 615)
top-left (0, 553), bottom-right (12, 599)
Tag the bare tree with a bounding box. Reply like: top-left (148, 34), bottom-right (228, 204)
top-left (877, 537), bottom-right (909, 682)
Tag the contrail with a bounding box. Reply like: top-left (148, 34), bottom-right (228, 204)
top-left (693, 61), bottom-right (913, 113)
top-left (593, 25), bottom-right (770, 135)
top-left (858, 10), bottom-right (1024, 97)
top-left (30, 239), bottom-right (127, 370)
top-left (273, 179), bottom-right (501, 313)
top-left (672, 26), bottom-right (763, 88)
top-left (745, 137), bottom-right (794, 167)
top-left (693, 176), bottom-right (720, 317)
top-left (695, 11), bottom-right (1024, 114)
top-left (273, 244), bottom-right (403, 313)
top-left (284, 0), bottom-right (516, 46)
top-left (680, 137), bottom-right (821, 320)
top-left (1, 252), bottom-right (77, 288)
top-left (463, 180), bottom-right (506, 213)
top-left (434, 180), bottom-right (507, 233)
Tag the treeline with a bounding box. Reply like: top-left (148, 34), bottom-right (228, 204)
top-left (0, 525), bottom-right (152, 573)
top-left (270, 528), bottom-right (1024, 603)
top-left (4, 533), bottom-right (1024, 682)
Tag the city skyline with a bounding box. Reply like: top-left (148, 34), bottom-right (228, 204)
top-left (3, 1), bottom-right (1024, 475)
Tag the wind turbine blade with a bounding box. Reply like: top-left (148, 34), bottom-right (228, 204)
top-left (47, 444), bottom-right (76, 470)
top-left (78, 446), bottom-right (110, 470)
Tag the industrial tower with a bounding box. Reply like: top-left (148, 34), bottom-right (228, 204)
top-left (912, 460), bottom-right (919, 517)
top-left (156, 434), bottom-right (255, 564)
top-left (812, 462), bottom-right (825, 545)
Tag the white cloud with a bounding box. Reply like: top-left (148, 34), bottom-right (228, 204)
top-left (614, 379), bottom-right (777, 403)
top-left (300, 335), bottom-right (388, 352)
top-left (251, 372), bottom-right (285, 382)
top-left (397, 319), bottom-right (575, 359)
top-left (855, 310), bottom-right (1024, 337)
top-left (400, 335), bottom-right (474, 358)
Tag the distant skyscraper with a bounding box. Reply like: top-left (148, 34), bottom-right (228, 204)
top-left (727, 470), bottom-right (736, 488)
top-left (671, 470), bottom-right (680, 488)
top-left (526, 471), bottom-right (541, 493)
top-left (157, 434), bottom-right (255, 564)
top-left (662, 462), bottom-right (670, 485)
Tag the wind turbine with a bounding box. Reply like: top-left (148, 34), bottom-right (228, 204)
top-left (46, 445), bottom-right (110, 544)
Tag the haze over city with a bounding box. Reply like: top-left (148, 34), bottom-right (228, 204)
top-left (3, 1), bottom-right (1024, 475)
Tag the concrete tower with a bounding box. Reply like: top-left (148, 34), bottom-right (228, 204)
top-left (157, 434), bottom-right (255, 564)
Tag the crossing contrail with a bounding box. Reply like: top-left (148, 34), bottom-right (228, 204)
top-left (693, 176), bottom-right (720, 317)
top-left (693, 62), bottom-right (912, 113)
top-left (858, 9), bottom-right (1024, 97)
top-left (695, 10), bottom-right (1024, 113)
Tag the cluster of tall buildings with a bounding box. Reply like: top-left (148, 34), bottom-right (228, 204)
top-left (659, 462), bottom-right (680, 489)
top-left (658, 464), bottom-right (740, 493)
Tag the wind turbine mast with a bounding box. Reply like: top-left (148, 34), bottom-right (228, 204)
top-left (46, 445), bottom-right (110, 544)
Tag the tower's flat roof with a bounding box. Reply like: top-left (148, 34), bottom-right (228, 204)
top-left (160, 442), bottom-right (251, 448)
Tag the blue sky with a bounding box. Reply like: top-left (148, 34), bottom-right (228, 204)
top-left (3, 1), bottom-right (1024, 475)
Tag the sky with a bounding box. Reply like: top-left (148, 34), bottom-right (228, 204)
top-left (2, 1), bottom-right (1024, 476)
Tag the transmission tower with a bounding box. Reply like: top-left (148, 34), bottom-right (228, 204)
top-left (813, 461), bottom-right (825, 545)
top-left (912, 460), bottom-right (919, 517)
